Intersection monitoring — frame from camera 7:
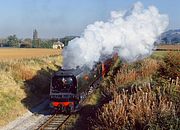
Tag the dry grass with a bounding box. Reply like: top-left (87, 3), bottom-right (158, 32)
top-left (100, 58), bottom-right (159, 100)
top-left (93, 78), bottom-right (179, 130)
top-left (0, 85), bottom-right (26, 126)
top-left (158, 51), bottom-right (180, 79)
top-left (105, 58), bottom-right (159, 89)
top-left (92, 52), bottom-right (180, 130)
top-left (0, 48), bottom-right (60, 60)
top-left (0, 54), bottom-right (63, 126)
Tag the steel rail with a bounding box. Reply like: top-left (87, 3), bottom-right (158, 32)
top-left (36, 74), bottom-right (102, 130)
top-left (36, 114), bottom-right (70, 130)
top-left (36, 60), bottom-right (114, 130)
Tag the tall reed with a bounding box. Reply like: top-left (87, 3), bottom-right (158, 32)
top-left (92, 78), bottom-right (179, 130)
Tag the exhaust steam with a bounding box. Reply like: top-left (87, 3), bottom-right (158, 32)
top-left (62, 2), bottom-right (169, 69)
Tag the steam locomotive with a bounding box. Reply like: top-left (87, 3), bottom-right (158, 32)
top-left (49, 55), bottom-right (117, 113)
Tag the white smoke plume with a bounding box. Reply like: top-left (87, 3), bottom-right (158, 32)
top-left (62, 2), bottom-right (169, 69)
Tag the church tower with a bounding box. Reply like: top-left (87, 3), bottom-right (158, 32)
top-left (32, 29), bottom-right (40, 47)
top-left (33, 29), bottom-right (38, 40)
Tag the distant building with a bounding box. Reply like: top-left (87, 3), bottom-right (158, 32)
top-left (33, 29), bottom-right (38, 40)
top-left (20, 39), bottom-right (32, 48)
top-left (32, 29), bottom-right (41, 48)
top-left (0, 38), bottom-right (7, 47)
top-left (53, 41), bottom-right (64, 49)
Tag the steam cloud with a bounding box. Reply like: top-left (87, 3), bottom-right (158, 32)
top-left (62, 2), bottom-right (169, 69)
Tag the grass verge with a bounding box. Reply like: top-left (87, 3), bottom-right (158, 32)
top-left (0, 55), bottom-right (62, 126)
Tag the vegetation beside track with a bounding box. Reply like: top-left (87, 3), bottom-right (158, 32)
top-left (90, 51), bottom-right (180, 130)
top-left (0, 54), bottom-right (62, 126)
top-left (62, 89), bottom-right (102, 130)
top-left (68, 51), bottom-right (179, 130)
top-left (0, 48), bottom-right (179, 129)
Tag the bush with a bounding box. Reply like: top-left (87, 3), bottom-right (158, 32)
top-left (158, 52), bottom-right (180, 79)
top-left (113, 58), bottom-right (158, 88)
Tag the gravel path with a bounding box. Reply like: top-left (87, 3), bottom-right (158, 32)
top-left (0, 99), bottom-right (52, 130)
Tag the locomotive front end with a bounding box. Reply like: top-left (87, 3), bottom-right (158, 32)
top-left (50, 69), bottom-right (82, 113)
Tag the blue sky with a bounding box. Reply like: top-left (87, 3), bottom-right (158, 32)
top-left (0, 0), bottom-right (179, 38)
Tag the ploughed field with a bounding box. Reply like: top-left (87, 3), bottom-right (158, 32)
top-left (0, 48), bottom-right (60, 59)
top-left (156, 44), bottom-right (180, 51)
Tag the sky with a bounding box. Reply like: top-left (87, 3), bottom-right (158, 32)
top-left (0, 0), bottom-right (179, 39)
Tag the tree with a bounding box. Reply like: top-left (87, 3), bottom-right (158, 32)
top-left (171, 37), bottom-right (180, 44)
top-left (20, 38), bottom-right (32, 48)
top-left (32, 39), bottom-right (41, 48)
top-left (7, 35), bottom-right (19, 47)
top-left (40, 40), bottom-right (53, 48)
top-left (162, 37), bottom-right (168, 44)
top-left (24, 38), bottom-right (32, 45)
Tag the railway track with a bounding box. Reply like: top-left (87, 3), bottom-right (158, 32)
top-left (36, 113), bottom-right (71, 130)
top-left (36, 65), bottom-right (111, 130)
top-left (36, 80), bottom-right (100, 130)
top-left (36, 78), bottom-right (101, 130)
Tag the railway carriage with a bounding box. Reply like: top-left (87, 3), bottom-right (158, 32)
top-left (49, 54), bottom-right (117, 113)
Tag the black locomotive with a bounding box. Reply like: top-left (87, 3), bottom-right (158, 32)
top-left (49, 55), bottom-right (117, 113)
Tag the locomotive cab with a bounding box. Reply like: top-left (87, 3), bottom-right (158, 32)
top-left (51, 76), bottom-right (77, 94)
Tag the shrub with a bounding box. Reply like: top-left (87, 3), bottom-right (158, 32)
top-left (113, 58), bottom-right (158, 87)
top-left (100, 58), bottom-right (159, 102)
top-left (158, 52), bottom-right (180, 79)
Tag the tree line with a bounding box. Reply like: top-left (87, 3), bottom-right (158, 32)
top-left (1, 35), bottom-right (79, 48)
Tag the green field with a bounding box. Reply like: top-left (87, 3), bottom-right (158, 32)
top-left (151, 50), bottom-right (168, 58)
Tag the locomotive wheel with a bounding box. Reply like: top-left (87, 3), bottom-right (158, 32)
top-left (66, 106), bottom-right (71, 114)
